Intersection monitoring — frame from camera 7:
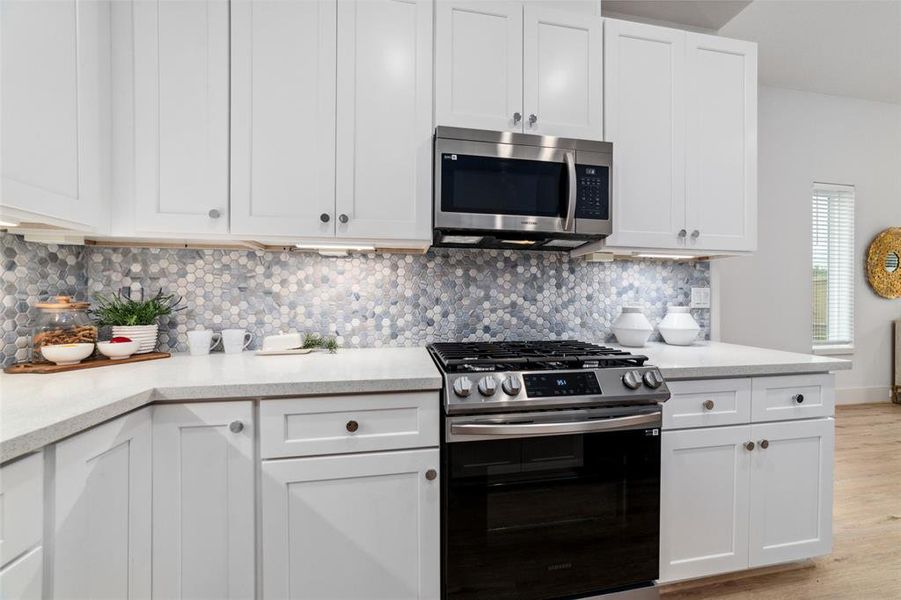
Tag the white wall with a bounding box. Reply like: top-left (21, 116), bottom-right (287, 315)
top-left (715, 86), bottom-right (901, 403)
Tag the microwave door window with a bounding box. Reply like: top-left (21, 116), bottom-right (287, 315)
top-left (441, 154), bottom-right (567, 217)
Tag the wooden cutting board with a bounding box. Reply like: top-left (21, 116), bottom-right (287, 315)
top-left (4, 352), bottom-right (171, 374)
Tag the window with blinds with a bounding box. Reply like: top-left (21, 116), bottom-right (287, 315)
top-left (811, 183), bottom-right (855, 348)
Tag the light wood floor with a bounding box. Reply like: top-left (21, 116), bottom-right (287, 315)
top-left (661, 403), bottom-right (901, 600)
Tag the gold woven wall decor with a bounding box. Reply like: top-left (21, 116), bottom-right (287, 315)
top-left (866, 227), bottom-right (901, 299)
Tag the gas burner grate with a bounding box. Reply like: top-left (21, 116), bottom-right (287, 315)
top-left (428, 340), bottom-right (648, 372)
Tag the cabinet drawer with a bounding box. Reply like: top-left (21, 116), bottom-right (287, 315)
top-left (0, 546), bottom-right (43, 600)
top-left (0, 452), bottom-right (43, 568)
top-left (260, 392), bottom-right (439, 459)
top-left (664, 379), bottom-right (752, 429)
top-left (751, 374), bottom-right (834, 422)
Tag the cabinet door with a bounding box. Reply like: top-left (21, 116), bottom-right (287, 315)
top-left (523, 6), bottom-right (603, 139)
top-left (685, 33), bottom-right (757, 252)
top-left (132, 0), bottom-right (229, 234)
top-left (602, 19), bottom-right (686, 250)
top-left (262, 449), bottom-right (440, 600)
top-left (335, 0), bottom-right (432, 241)
top-left (435, 2), bottom-right (523, 132)
top-left (54, 408), bottom-right (152, 599)
top-left (1, 0), bottom-right (108, 230)
top-left (231, 0), bottom-right (337, 237)
top-left (0, 547), bottom-right (43, 600)
top-left (152, 402), bottom-right (255, 600)
top-left (660, 425), bottom-right (751, 583)
top-left (749, 418), bottom-right (834, 568)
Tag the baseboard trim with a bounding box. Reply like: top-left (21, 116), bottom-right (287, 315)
top-left (836, 386), bottom-right (892, 405)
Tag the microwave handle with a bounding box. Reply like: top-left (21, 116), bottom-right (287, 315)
top-left (563, 151), bottom-right (577, 232)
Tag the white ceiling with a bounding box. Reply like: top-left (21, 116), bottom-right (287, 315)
top-left (719, 0), bottom-right (901, 104)
top-left (602, 0), bottom-right (752, 31)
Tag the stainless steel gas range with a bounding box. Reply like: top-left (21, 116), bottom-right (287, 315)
top-left (428, 341), bottom-right (670, 600)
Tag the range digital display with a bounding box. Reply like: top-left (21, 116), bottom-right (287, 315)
top-left (523, 372), bottom-right (602, 398)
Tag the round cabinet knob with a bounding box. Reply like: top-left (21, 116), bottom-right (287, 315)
top-left (643, 370), bottom-right (663, 389)
top-left (744, 441), bottom-right (755, 451)
top-left (452, 376), bottom-right (473, 398)
top-left (346, 420), bottom-right (359, 433)
top-left (678, 229), bottom-right (687, 238)
top-left (793, 394), bottom-right (805, 404)
top-left (338, 214), bottom-right (349, 224)
top-left (502, 375), bottom-right (522, 396)
top-left (760, 439), bottom-right (770, 449)
top-left (320, 213), bottom-right (331, 223)
top-left (691, 230), bottom-right (700, 238)
top-left (477, 376), bottom-right (498, 397)
top-left (425, 469), bottom-right (437, 481)
top-left (703, 399), bottom-right (715, 411)
top-left (229, 420), bottom-right (244, 433)
top-left (513, 112), bottom-right (522, 124)
top-left (528, 114), bottom-right (538, 126)
top-left (208, 209), bottom-right (221, 219)
top-left (622, 370), bottom-right (642, 390)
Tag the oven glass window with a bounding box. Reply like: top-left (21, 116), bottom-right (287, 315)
top-left (443, 429), bottom-right (660, 600)
top-left (440, 154), bottom-right (567, 217)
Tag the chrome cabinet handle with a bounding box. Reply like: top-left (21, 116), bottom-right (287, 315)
top-left (793, 394), bottom-right (805, 404)
top-left (425, 469), bottom-right (437, 481)
top-left (513, 112), bottom-right (522, 124)
top-left (703, 399), bottom-right (715, 410)
top-left (346, 420), bottom-right (359, 433)
top-left (744, 441), bottom-right (755, 451)
top-left (338, 214), bottom-right (349, 224)
top-left (320, 213), bottom-right (330, 223)
top-left (229, 421), bottom-right (244, 433)
top-left (759, 439), bottom-right (769, 449)
top-left (563, 151), bottom-right (577, 232)
top-left (691, 230), bottom-right (700, 238)
top-left (528, 114), bottom-right (537, 126)
top-left (678, 229), bottom-right (687, 238)
top-left (208, 209), bottom-right (221, 219)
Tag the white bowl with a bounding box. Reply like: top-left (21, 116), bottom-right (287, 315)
top-left (40, 343), bottom-right (95, 365)
top-left (97, 340), bottom-right (141, 360)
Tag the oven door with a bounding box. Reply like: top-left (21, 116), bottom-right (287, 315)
top-left (443, 406), bottom-right (661, 600)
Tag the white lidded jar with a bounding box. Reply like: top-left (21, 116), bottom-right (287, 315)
top-left (658, 306), bottom-right (700, 346)
top-left (612, 306), bottom-right (654, 347)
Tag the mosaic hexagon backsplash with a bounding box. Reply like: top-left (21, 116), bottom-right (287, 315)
top-left (1, 233), bottom-right (710, 366)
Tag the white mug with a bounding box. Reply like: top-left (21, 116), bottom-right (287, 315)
top-left (222, 329), bottom-right (254, 354)
top-left (187, 330), bottom-right (222, 356)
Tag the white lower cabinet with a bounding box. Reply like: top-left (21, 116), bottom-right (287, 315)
top-left (748, 419), bottom-right (834, 567)
top-left (152, 402), bottom-right (256, 600)
top-left (660, 425), bottom-right (751, 582)
top-left (53, 407), bottom-right (152, 599)
top-left (0, 547), bottom-right (43, 600)
top-left (262, 449), bottom-right (440, 600)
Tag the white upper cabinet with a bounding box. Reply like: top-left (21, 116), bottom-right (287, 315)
top-left (523, 5), bottom-right (603, 139)
top-left (603, 19), bottom-right (685, 249)
top-left (230, 0), bottom-right (337, 238)
top-left (129, 0), bottom-right (229, 235)
top-left (152, 402), bottom-right (256, 600)
top-left (435, 2), bottom-right (523, 132)
top-left (53, 408), bottom-right (152, 599)
top-left (1, 0), bottom-right (109, 231)
top-left (748, 419), bottom-right (834, 568)
top-left (685, 33), bottom-right (757, 252)
top-left (335, 0), bottom-right (433, 241)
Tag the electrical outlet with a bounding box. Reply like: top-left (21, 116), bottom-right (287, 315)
top-left (691, 287), bottom-right (711, 309)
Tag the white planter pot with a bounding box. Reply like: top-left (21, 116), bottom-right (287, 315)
top-left (612, 307), bottom-right (654, 347)
top-left (111, 324), bottom-right (159, 354)
top-left (658, 306), bottom-right (700, 346)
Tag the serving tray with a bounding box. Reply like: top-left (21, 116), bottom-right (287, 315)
top-left (4, 352), bottom-right (171, 374)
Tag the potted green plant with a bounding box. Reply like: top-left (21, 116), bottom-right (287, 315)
top-left (92, 290), bottom-right (185, 354)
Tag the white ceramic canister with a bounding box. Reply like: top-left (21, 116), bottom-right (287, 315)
top-left (658, 306), bottom-right (700, 346)
top-left (612, 306), bottom-right (654, 347)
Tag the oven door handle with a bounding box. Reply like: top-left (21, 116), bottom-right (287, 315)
top-left (563, 151), bottom-right (577, 232)
top-left (450, 412), bottom-right (660, 438)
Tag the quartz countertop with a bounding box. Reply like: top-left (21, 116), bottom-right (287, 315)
top-left (0, 348), bottom-right (442, 463)
top-left (633, 341), bottom-right (852, 379)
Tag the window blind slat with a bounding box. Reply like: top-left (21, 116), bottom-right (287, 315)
top-left (811, 183), bottom-right (854, 347)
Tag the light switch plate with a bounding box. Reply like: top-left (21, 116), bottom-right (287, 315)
top-left (691, 287), bottom-right (711, 309)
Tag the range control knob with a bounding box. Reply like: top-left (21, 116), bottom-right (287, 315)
top-left (453, 377), bottom-right (473, 398)
top-left (643, 370), bottom-right (663, 389)
top-left (478, 376), bottom-right (498, 397)
top-left (622, 370), bottom-right (643, 390)
top-left (502, 375), bottom-right (522, 396)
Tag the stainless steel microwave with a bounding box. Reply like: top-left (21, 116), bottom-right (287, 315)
top-left (433, 127), bottom-right (612, 251)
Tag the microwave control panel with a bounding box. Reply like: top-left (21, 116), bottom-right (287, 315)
top-left (575, 165), bottom-right (610, 220)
